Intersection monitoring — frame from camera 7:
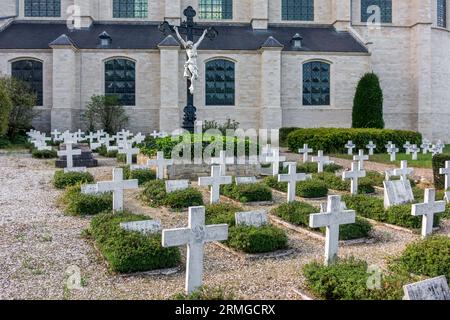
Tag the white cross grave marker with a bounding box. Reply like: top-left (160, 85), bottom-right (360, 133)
top-left (345, 140), bottom-right (356, 155)
top-left (439, 161), bottom-right (450, 191)
top-left (264, 148), bottom-right (286, 176)
top-left (403, 141), bottom-right (412, 154)
top-left (162, 206), bottom-right (228, 294)
top-left (96, 168), bottom-right (138, 211)
top-left (118, 142), bottom-right (140, 165)
top-left (278, 163), bottom-right (311, 202)
top-left (394, 160), bottom-right (413, 182)
top-left (409, 144), bottom-right (420, 161)
top-left (387, 145), bottom-right (399, 161)
top-left (298, 144), bottom-right (313, 163)
top-left (57, 143), bottom-right (83, 172)
top-left (366, 141), bottom-right (377, 156)
top-left (312, 150), bottom-right (333, 173)
top-left (198, 165), bottom-right (232, 204)
top-left (412, 189), bottom-right (445, 238)
top-left (51, 129), bottom-right (61, 141)
top-left (421, 140), bottom-right (431, 154)
top-left (147, 151), bottom-right (173, 180)
top-left (150, 130), bottom-right (161, 139)
top-left (309, 195), bottom-right (356, 265)
top-left (210, 150), bottom-right (234, 175)
top-left (385, 141), bottom-right (393, 150)
top-left (353, 149), bottom-right (369, 170)
top-left (342, 161), bottom-right (366, 195)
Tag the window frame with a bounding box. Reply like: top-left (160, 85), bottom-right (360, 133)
top-left (198, 0), bottom-right (233, 20)
top-left (112, 0), bottom-right (148, 19)
top-left (11, 58), bottom-right (44, 107)
top-left (204, 58), bottom-right (236, 107)
top-left (302, 60), bottom-right (331, 107)
top-left (104, 57), bottom-right (136, 107)
top-left (281, 0), bottom-right (315, 22)
top-left (360, 0), bottom-right (392, 24)
top-left (437, 0), bottom-right (447, 28)
top-left (24, 0), bottom-right (61, 17)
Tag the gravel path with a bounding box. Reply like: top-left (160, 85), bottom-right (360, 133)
top-left (0, 153), bottom-right (446, 300)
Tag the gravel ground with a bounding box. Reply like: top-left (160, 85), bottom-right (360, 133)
top-left (0, 153), bottom-right (447, 300)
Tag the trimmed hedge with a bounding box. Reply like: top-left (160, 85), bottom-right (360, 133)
top-left (221, 180), bottom-right (272, 203)
top-left (263, 176), bottom-right (328, 198)
top-left (432, 153), bottom-right (450, 190)
top-left (271, 201), bottom-right (372, 240)
top-left (281, 162), bottom-right (343, 174)
top-left (352, 72), bottom-right (384, 129)
top-left (141, 180), bottom-right (203, 209)
top-left (287, 128), bottom-right (422, 154)
top-left (31, 148), bottom-right (57, 159)
top-left (61, 185), bottom-right (112, 216)
top-left (121, 165), bottom-right (156, 186)
top-left (53, 170), bottom-right (94, 189)
top-left (280, 127), bottom-right (299, 147)
top-left (89, 212), bottom-right (180, 273)
top-left (96, 145), bottom-right (118, 158)
top-left (205, 203), bottom-right (288, 254)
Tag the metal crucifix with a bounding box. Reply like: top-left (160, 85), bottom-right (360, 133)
top-left (159, 6), bottom-right (218, 132)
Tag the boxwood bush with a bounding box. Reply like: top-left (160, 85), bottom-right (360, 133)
top-left (121, 165), bottom-right (156, 186)
top-left (221, 180), bottom-right (272, 203)
top-left (313, 172), bottom-right (350, 191)
top-left (53, 170), bottom-right (95, 189)
top-left (31, 148), bottom-right (57, 159)
top-left (89, 212), bottom-right (180, 273)
top-left (96, 145), bottom-right (118, 158)
top-left (271, 201), bottom-right (372, 240)
top-left (141, 180), bottom-right (203, 209)
top-left (365, 171), bottom-right (385, 187)
top-left (281, 162), bottom-right (343, 174)
top-left (61, 185), bottom-right (112, 216)
top-left (263, 176), bottom-right (328, 198)
top-left (205, 203), bottom-right (288, 254)
top-left (287, 128), bottom-right (422, 154)
top-left (432, 154), bottom-right (450, 190)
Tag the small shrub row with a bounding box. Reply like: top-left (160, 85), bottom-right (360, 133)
top-left (31, 148), bottom-right (57, 159)
top-left (221, 180), bottom-right (272, 203)
top-left (53, 170), bottom-right (95, 189)
top-left (121, 165), bottom-right (156, 186)
top-left (60, 185), bottom-right (112, 216)
top-left (263, 176), bottom-right (328, 198)
top-left (432, 153), bottom-right (450, 190)
top-left (280, 162), bottom-right (343, 174)
top-left (141, 180), bottom-right (203, 210)
top-left (96, 145), bottom-right (118, 158)
top-left (313, 172), bottom-right (375, 194)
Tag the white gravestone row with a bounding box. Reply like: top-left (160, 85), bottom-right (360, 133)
top-left (118, 141), bottom-right (140, 165)
top-left (95, 168), bottom-right (138, 211)
top-left (387, 144), bottom-right (399, 162)
top-left (263, 147), bottom-right (286, 176)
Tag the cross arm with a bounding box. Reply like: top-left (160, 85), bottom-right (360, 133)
top-left (162, 228), bottom-right (191, 247)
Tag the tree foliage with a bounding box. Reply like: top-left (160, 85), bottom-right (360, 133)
top-left (0, 81), bottom-right (12, 136)
top-left (352, 73), bottom-right (384, 129)
top-left (83, 95), bottom-right (129, 134)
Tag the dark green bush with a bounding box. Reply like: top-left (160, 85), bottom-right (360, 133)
top-left (313, 172), bottom-right (349, 191)
top-left (432, 154), bottom-right (450, 190)
top-left (117, 153), bottom-right (137, 164)
top-left (287, 128), bottom-right (422, 154)
top-left (395, 235), bottom-right (450, 281)
top-left (358, 177), bottom-right (376, 194)
top-left (281, 162), bottom-right (343, 174)
top-left (365, 171), bottom-right (385, 187)
top-left (97, 145), bottom-right (118, 157)
top-left (296, 179), bottom-right (328, 198)
top-left (172, 286), bottom-right (235, 300)
top-left (262, 176), bottom-right (287, 192)
top-left (205, 203), bottom-right (242, 226)
top-left (141, 180), bottom-right (167, 207)
top-left (221, 181), bottom-right (272, 203)
top-left (352, 73), bottom-right (384, 129)
top-left (121, 165), bottom-right (156, 186)
top-left (339, 217), bottom-right (373, 240)
top-left (342, 195), bottom-right (387, 222)
top-left (31, 148), bottom-right (57, 159)
top-left (89, 212), bottom-right (180, 273)
top-left (141, 180), bottom-right (203, 209)
top-left (386, 204), bottom-right (441, 229)
top-left (61, 185), bottom-right (112, 216)
top-left (53, 170), bottom-right (95, 189)
top-left (280, 127), bottom-right (299, 147)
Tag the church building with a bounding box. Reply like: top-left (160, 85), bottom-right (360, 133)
top-left (0, 1), bottom-right (449, 140)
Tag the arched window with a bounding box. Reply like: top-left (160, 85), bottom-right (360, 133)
top-left (282, 0), bottom-right (314, 21)
top-left (11, 59), bottom-right (43, 106)
top-left (205, 59), bottom-right (235, 106)
top-left (105, 58), bottom-right (136, 106)
top-left (361, 0), bottom-right (392, 23)
top-left (199, 0), bottom-right (233, 20)
top-left (112, 0), bottom-right (148, 18)
top-left (303, 61), bottom-right (330, 106)
top-left (438, 0), bottom-right (447, 28)
top-left (24, 0), bottom-right (61, 17)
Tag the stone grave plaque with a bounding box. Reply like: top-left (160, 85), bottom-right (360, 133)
top-left (383, 180), bottom-right (414, 209)
top-left (81, 184), bottom-right (99, 194)
top-left (235, 177), bottom-right (257, 185)
top-left (64, 167), bottom-right (87, 173)
top-left (130, 165), bottom-right (149, 171)
top-left (235, 210), bottom-right (268, 227)
top-left (120, 220), bottom-right (162, 235)
top-left (165, 180), bottom-right (190, 193)
top-left (403, 276), bottom-right (450, 300)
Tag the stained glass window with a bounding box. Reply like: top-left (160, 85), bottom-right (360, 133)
top-left (205, 59), bottom-right (235, 106)
top-left (282, 0), bottom-right (314, 21)
top-left (361, 0), bottom-right (392, 23)
top-left (12, 60), bottom-right (43, 106)
top-left (105, 59), bottom-right (136, 106)
top-left (438, 0), bottom-right (447, 28)
top-left (113, 0), bottom-right (148, 18)
top-left (199, 0), bottom-right (233, 20)
top-left (24, 0), bottom-right (61, 17)
top-left (303, 61), bottom-right (330, 106)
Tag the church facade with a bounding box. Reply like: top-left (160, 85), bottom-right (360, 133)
top-left (0, 1), bottom-right (449, 140)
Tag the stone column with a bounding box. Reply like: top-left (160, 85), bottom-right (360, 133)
top-left (73, 0), bottom-right (94, 29)
top-left (158, 36), bottom-right (181, 132)
top-left (50, 35), bottom-right (80, 131)
top-left (331, 0), bottom-right (351, 31)
top-left (259, 37), bottom-right (283, 130)
top-left (165, 0), bottom-right (181, 26)
top-left (251, 0), bottom-right (268, 29)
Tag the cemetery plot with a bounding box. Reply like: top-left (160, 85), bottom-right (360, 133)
top-left (220, 178), bottom-right (273, 204)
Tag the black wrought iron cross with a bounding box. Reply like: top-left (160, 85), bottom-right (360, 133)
top-left (159, 6), bottom-right (218, 133)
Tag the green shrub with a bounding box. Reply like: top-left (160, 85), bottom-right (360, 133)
top-left (205, 203), bottom-right (243, 226)
top-left (296, 179), bottom-right (328, 198)
top-left (395, 236), bottom-right (450, 281)
top-left (31, 148), bottom-right (57, 159)
top-left (303, 258), bottom-right (412, 300)
top-left (141, 180), bottom-right (167, 207)
top-left (386, 204), bottom-right (441, 229)
top-left (97, 145), bottom-right (118, 157)
top-left (339, 217), bottom-right (373, 240)
top-left (117, 153), bottom-right (137, 164)
top-left (0, 136), bottom-right (11, 148)
top-left (432, 154), bottom-right (450, 190)
top-left (53, 170), bottom-right (95, 189)
top-left (280, 127), bottom-right (299, 147)
top-left (365, 171), bottom-right (385, 187)
top-left (313, 172), bottom-right (349, 191)
top-left (61, 185), bottom-right (112, 216)
top-left (121, 165), bottom-right (156, 186)
top-left (262, 176), bottom-right (287, 192)
top-left (227, 225), bottom-right (288, 254)
top-left (352, 73), bottom-right (384, 129)
top-left (0, 82), bottom-right (12, 136)
top-left (342, 195), bottom-right (386, 222)
top-left (172, 286), bottom-right (235, 300)
top-left (358, 177), bottom-right (376, 194)
top-left (281, 162), bottom-right (343, 174)
top-left (89, 212), bottom-right (180, 273)
top-left (221, 181), bottom-right (272, 203)
top-left (287, 128), bottom-right (422, 154)
top-left (141, 180), bottom-right (203, 209)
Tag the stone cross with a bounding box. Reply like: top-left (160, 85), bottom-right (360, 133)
top-left (57, 143), bottom-right (81, 170)
top-left (210, 150), bottom-right (234, 175)
top-left (278, 163), bottom-right (311, 202)
top-left (118, 142), bottom-right (140, 165)
top-left (385, 141), bottom-right (393, 150)
top-left (74, 129), bottom-right (85, 141)
top-left (439, 161), bottom-right (450, 191)
top-left (366, 141), bottom-right (376, 156)
top-left (309, 195), bottom-right (356, 265)
top-left (96, 168), bottom-right (138, 211)
top-left (298, 144), bottom-right (313, 163)
top-left (436, 140), bottom-right (444, 153)
top-left (387, 145), bottom-right (399, 161)
top-left (147, 151), bottom-right (174, 180)
top-left (264, 148), bottom-right (286, 176)
top-left (421, 140), bottom-right (430, 154)
top-left (403, 141), bottom-right (412, 154)
top-left (162, 206), bottom-right (228, 294)
top-left (150, 130), bottom-right (161, 139)
top-left (342, 161), bottom-right (366, 195)
top-left (132, 133), bottom-right (146, 145)
top-left (393, 160), bottom-right (413, 182)
top-left (345, 140), bottom-right (356, 155)
top-left (312, 150), bottom-right (332, 173)
top-left (101, 134), bottom-right (115, 148)
top-left (430, 145), bottom-right (440, 156)
top-left (51, 129), bottom-right (61, 141)
top-left (198, 165), bottom-right (232, 204)
top-left (409, 144), bottom-right (420, 160)
top-left (353, 149), bottom-right (369, 170)
top-left (411, 188), bottom-right (445, 238)
top-left (86, 132), bottom-right (97, 144)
